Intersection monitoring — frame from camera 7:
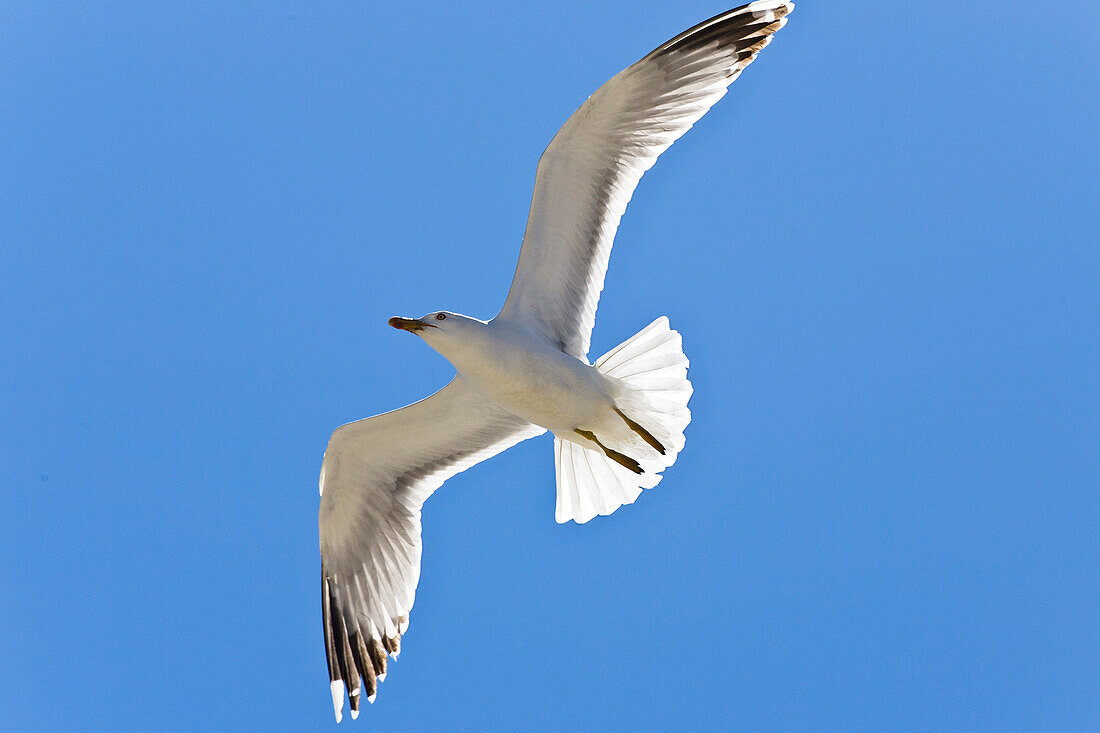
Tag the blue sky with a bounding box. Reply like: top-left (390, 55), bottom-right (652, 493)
top-left (2, 1), bottom-right (1098, 730)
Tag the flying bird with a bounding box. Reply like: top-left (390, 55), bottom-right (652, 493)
top-left (318, 1), bottom-right (794, 720)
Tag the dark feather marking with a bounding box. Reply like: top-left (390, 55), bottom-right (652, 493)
top-left (367, 637), bottom-right (388, 679)
top-left (322, 572), bottom-right (341, 685)
top-left (351, 632), bottom-right (377, 700)
top-left (334, 601), bottom-right (359, 699)
top-left (650, 4), bottom-right (779, 57)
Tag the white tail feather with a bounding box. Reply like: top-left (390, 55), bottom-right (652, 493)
top-left (554, 317), bottom-right (692, 523)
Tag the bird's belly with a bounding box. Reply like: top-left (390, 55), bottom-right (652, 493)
top-left (461, 349), bottom-right (612, 432)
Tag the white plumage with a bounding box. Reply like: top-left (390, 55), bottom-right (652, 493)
top-left (318, 1), bottom-right (794, 721)
top-left (555, 317), bottom-right (693, 524)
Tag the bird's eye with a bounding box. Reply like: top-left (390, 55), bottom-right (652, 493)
top-left (435, 313), bottom-right (447, 321)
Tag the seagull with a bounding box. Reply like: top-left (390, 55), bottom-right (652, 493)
top-left (318, 1), bottom-right (794, 720)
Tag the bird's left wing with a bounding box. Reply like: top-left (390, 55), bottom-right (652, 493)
top-left (318, 377), bottom-right (544, 721)
top-left (496, 1), bottom-right (794, 359)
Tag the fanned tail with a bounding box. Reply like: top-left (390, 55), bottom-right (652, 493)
top-left (555, 317), bottom-right (692, 523)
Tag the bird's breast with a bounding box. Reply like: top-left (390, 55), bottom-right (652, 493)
top-left (454, 334), bottom-right (611, 431)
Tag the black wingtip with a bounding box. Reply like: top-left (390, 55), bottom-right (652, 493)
top-left (647, 2), bottom-right (793, 61)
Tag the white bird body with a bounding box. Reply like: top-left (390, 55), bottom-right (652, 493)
top-left (317, 1), bottom-right (796, 721)
top-left (422, 315), bottom-right (616, 437)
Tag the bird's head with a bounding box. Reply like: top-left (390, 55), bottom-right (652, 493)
top-left (388, 312), bottom-right (485, 363)
top-left (388, 310), bottom-right (467, 334)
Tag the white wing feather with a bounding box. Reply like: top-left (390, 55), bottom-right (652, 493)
top-left (497, 1), bottom-right (794, 359)
top-left (318, 378), bottom-right (544, 720)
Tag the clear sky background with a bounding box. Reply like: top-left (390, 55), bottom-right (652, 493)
top-left (2, 1), bottom-right (1098, 730)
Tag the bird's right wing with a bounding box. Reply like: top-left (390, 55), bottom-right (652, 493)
top-left (318, 378), bottom-right (544, 721)
top-left (496, 1), bottom-right (794, 360)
